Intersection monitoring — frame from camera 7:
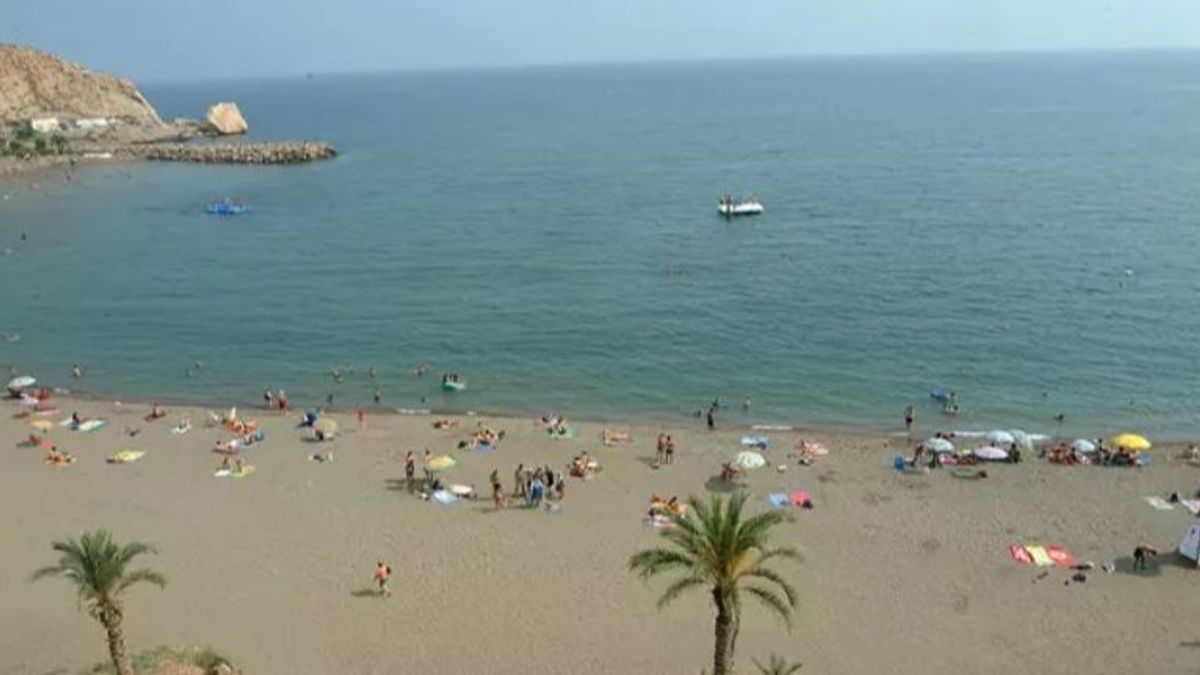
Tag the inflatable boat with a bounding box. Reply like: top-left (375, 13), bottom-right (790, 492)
top-left (206, 201), bottom-right (249, 216)
top-left (718, 199), bottom-right (763, 217)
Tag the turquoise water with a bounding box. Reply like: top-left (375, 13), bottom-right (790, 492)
top-left (3, 53), bottom-right (1200, 437)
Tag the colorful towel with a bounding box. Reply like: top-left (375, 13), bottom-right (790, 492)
top-left (1145, 496), bottom-right (1175, 511)
top-left (1009, 544), bottom-right (1033, 565)
top-left (76, 419), bottom-right (107, 432)
top-left (741, 435), bottom-right (770, 448)
top-left (790, 490), bottom-right (812, 507)
top-left (107, 450), bottom-right (144, 464)
top-left (767, 492), bottom-right (789, 509)
top-left (431, 489), bottom-right (458, 505)
top-left (1045, 545), bottom-right (1077, 568)
top-left (644, 514), bottom-right (675, 529)
top-left (1026, 545), bottom-right (1054, 567)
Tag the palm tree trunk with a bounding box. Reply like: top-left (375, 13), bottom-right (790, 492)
top-left (101, 608), bottom-right (133, 675)
top-left (712, 590), bottom-right (733, 675)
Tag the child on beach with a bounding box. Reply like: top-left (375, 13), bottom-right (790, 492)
top-left (373, 561), bottom-right (392, 598)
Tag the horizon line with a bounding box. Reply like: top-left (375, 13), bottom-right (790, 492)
top-left (136, 45), bottom-right (1200, 86)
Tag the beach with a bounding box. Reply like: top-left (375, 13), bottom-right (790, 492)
top-left (2, 396), bottom-right (1199, 674)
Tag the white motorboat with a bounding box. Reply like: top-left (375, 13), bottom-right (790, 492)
top-left (717, 198), bottom-right (763, 217)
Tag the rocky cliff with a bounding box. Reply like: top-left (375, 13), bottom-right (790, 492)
top-left (0, 44), bottom-right (162, 125)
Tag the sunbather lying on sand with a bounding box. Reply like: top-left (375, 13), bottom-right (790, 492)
top-left (432, 418), bottom-right (455, 429)
top-left (719, 462), bottom-right (743, 482)
top-left (45, 446), bottom-right (74, 466)
top-left (602, 428), bottom-right (631, 446)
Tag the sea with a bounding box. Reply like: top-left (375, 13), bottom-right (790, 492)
top-left (3, 51), bottom-right (1200, 438)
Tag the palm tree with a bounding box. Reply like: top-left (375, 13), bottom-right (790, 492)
top-left (629, 492), bottom-right (800, 675)
top-left (753, 653), bottom-right (803, 674)
top-left (31, 530), bottom-right (166, 675)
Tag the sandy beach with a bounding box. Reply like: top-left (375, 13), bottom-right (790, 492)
top-left (2, 396), bottom-right (1199, 674)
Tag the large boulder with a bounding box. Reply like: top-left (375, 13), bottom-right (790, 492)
top-left (206, 102), bottom-right (247, 135)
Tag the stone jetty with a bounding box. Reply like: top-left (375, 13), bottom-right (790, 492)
top-left (130, 141), bottom-right (336, 165)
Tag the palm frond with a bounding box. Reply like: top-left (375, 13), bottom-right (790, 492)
top-left (740, 568), bottom-right (798, 608)
top-left (116, 568), bottom-right (167, 593)
top-left (744, 585), bottom-right (794, 627)
top-left (656, 576), bottom-right (707, 609)
top-left (629, 548), bottom-right (698, 578)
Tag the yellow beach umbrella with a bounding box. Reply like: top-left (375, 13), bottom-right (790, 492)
top-left (1110, 433), bottom-right (1151, 451)
top-left (30, 419), bottom-right (54, 432)
top-left (425, 455), bottom-right (457, 472)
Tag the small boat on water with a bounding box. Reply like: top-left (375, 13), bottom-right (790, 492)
top-left (206, 200), bottom-right (249, 216)
top-left (441, 374), bottom-right (467, 392)
top-left (718, 196), bottom-right (763, 217)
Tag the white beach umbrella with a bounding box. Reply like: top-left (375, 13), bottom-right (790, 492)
top-left (986, 430), bottom-right (1015, 446)
top-left (974, 446), bottom-right (1009, 461)
top-left (925, 437), bottom-right (955, 454)
top-left (1071, 439), bottom-right (1097, 454)
top-left (6, 375), bottom-right (35, 391)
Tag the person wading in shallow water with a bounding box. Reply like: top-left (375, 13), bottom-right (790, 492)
top-left (904, 405), bottom-right (915, 433)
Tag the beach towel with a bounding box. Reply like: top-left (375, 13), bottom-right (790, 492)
top-left (475, 443), bottom-right (495, 453)
top-left (767, 492), bottom-right (789, 509)
top-left (1026, 545), bottom-right (1054, 567)
top-left (1009, 544), bottom-right (1034, 565)
top-left (214, 465), bottom-right (255, 478)
top-left (893, 455), bottom-right (907, 472)
top-left (76, 419), bottom-right (106, 432)
top-left (1045, 545), bottom-right (1077, 568)
top-left (170, 423), bottom-right (191, 435)
top-left (741, 435), bottom-right (770, 448)
top-left (1182, 500), bottom-right (1200, 515)
top-left (107, 450), bottom-right (144, 464)
top-left (550, 427), bottom-right (576, 440)
top-left (431, 489), bottom-right (458, 505)
top-left (790, 490), bottom-right (812, 507)
top-left (1145, 496), bottom-right (1175, 511)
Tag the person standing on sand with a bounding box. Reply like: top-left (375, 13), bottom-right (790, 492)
top-left (490, 469), bottom-right (505, 509)
top-left (706, 408), bottom-right (715, 431)
top-left (373, 560), bottom-right (392, 598)
top-left (404, 451), bottom-right (416, 490)
top-left (655, 434), bottom-right (666, 464)
top-left (904, 405), bottom-right (915, 433)
top-left (356, 407), bottom-right (366, 429)
top-left (264, 389), bottom-right (274, 410)
top-left (514, 464), bottom-right (527, 500)
top-left (665, 435), bottom-right (675, 464)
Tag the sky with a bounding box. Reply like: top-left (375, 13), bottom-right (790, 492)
top-left (2, 0), bottom-right (1199, 82)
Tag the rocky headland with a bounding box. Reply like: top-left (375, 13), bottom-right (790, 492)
top-left (0, 44), bottom-right (336, 173)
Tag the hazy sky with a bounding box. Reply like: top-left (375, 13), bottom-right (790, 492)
top-left (2, 0), bottom-right (1198, 82)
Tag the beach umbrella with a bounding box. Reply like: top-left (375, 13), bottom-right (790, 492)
top-left (6, 375), bottom-right (35, 391)
top-left (1110, 433), bottom-right (1151, 451)
top-left (313, 418), bottom-right (338, 439)
top-left (924, 437), bottom-right (955, 454)
top-left (974, 446), bottom-right (1009, 461)
top-left (734, 451), bottom-right (766, 470)
top-left (30, 419), bottom-right (54, 432)
top-left (986, 430), bottom-right (1015, 446)
top-left (425, 454), bottom-right (457, 472)
top-left (1071, 439), bottom-right (1096, 454)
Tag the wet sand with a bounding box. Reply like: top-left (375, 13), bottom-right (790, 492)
top-left (2, 397), bottom-right (1199, 674)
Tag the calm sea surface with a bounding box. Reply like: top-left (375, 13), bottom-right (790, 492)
top-left (3, 53), bottom-right (1200, 437)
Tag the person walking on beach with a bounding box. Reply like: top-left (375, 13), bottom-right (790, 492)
top-left (664, 435), bottom-right (676, 464)
top-left (655, 434), bottom-right (666, 465)
top-left (904, 405), bottom-right (915, 433)
top-left (706, 407), bottom-right (715, 431)
top-left (264, 389), bottom-right (274, 410)
top-left (404, 451), bottom-right (416, 490)
top-left (373, 560), bottom-right (393, 598)
top-left (356, 406), bottom-right (366, 429)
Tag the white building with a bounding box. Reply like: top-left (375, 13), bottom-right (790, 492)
top-left (29, 117), bottom-right (60, 133)
top-left (74, 118), bottom-right (110, 130)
